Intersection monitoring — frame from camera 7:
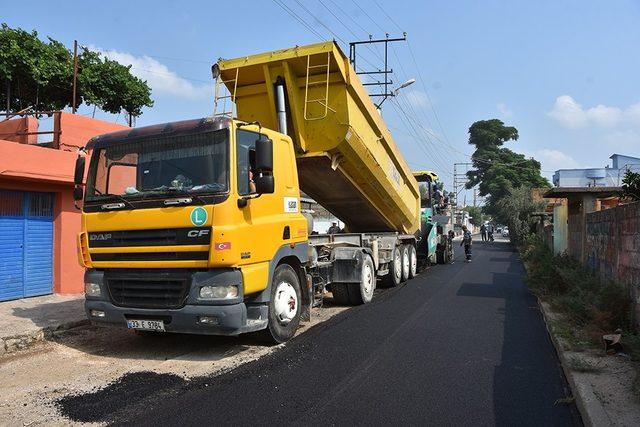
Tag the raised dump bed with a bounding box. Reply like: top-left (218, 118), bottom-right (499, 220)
top-left (216, 41), bottom-right (420, 234)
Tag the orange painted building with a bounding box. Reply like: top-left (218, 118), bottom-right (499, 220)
top-left (0, 112), bottom-right (126, 301)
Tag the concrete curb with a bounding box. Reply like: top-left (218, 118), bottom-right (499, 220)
top-left (537, 298), bottom-right (612, 427)
top-left (0, 319), bottom-right (89, 356)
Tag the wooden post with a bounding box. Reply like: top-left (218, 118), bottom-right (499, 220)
top-left (72, 40), bottom-right (78, 114)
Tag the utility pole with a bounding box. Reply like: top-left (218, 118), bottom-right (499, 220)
top-left (72, 40), bottom-right (79, 114)
top-left (349, 33), bottom-right (406, 109)
top-left (473, 188), bottom-right (477, 207)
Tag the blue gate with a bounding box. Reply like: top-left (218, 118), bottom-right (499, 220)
top-left (0, 190), bottom-right (54, 301)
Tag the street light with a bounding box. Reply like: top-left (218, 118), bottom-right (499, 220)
top-left (393, 78), bottom-right (416, 96)
top-left (377, 78), bottom-right (416, 110)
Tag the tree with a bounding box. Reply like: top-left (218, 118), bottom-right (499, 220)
top-left (0, 23), bottom-right (152, 117)
top-left (494, 186), bottom-right (546, 244)
top-left (621, 170), bottom-right (640, 201)
top-left (465, 119), bottom-right (550, 218)
top-left (464, 206), bottom-right (484, 226)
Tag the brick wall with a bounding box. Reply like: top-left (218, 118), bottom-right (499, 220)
top-left (585, 201), bottom-right (640, 324)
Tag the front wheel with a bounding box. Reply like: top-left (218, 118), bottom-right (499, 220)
top-left (258, 264), bottom-right (302, 344)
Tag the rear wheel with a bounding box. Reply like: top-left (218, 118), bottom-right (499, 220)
top-left (408, 244), bottom-right (417, 279)
top-left (331, 283), bottom-right (351, 305)
top-left (348, 255), bottom-right (375, 305)
top-left (258, 264), bottom-right (302, 344)
top-left (381, 246), bottom-right (402, 287)
top-left (401, 245), bottom-right (410, 282)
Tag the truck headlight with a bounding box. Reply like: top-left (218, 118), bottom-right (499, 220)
top-left (85, 282), bottom-right (102, 297)
top-left (199, 285), bottom-right (239, 300)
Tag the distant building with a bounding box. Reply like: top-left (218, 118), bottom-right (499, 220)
top-left (553, 154), bottom-right (640, 187)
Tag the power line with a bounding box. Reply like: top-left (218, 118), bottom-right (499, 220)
top-left (271, 0), bottom-right (326, 40)
top-left (318, 0), bottom-right (384, 69)
top-left (351, 0), bottom-right (385, 34)
top-left (373, 0), bottom-right (404, 33)
top-left (292, 0), bottom-right (384, 75)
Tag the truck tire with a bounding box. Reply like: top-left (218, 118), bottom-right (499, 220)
top-left (348, 255), bottom-right (375, 305)
top-left (331, 283), bottom-right (351, 305)
top-left (258, 264), bottom-right (302, 344)
top-left (401, 245), bottom-right (410, 282)
top-left (381, 246), bottom-right (402, 287)
top-left (408, 244), bottom-right (417, 279)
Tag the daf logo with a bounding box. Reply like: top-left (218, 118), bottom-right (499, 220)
top-left (187, 230), bottom-right (210, 238)
top-left (90, 233), bottom-right (112, 241)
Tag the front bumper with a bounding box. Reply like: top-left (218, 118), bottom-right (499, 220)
top-left (84, 268), bottom-right (268, 336)
top-left (85, 300), bottom-right (268, 335)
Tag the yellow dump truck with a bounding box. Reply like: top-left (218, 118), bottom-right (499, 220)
top-left (74, 42), bottom-right (439, 342)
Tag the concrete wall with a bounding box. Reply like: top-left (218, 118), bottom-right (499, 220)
top-left (585, 201), bottom-right (640, 326)
top-left (58, 112), bottom-right (123, 151)
top-left (0, 117), bottom-right (38, 144)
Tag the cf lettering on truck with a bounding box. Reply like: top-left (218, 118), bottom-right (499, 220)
top-left (74, 42), bottom-right (449, 343)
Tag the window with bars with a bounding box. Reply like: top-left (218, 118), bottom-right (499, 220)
top-left (28, 193), bottom-right (54, 218)
top-left (0, 191), bottom-right (54, 218)
top-left (0, 191), bottom-right (24, 217)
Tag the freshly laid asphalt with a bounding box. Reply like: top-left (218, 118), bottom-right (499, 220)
top-left (59, 239), bottom-right (582, 426)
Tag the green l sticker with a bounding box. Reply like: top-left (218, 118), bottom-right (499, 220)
top-left (190, 207), bottom-right (207, 226)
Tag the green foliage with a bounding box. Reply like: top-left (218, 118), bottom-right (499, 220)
top-left (464, 205), bottom-right (484, 226)
top-left (465, 119), bottom-right (550, 220)
top-left (523, 236), bottom-right (633, 334)
top-left (492, 186), bottom-right (545, 244)
top-left (0, 23), bottom-right (152, 116)
top-left (622, 170), bottom-right (640, 201)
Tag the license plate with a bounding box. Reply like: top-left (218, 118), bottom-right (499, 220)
top-left (126, 319), bottom-right (165, 331)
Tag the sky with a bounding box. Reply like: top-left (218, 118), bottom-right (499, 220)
top-left (4, 0), bottom-right (640, 202)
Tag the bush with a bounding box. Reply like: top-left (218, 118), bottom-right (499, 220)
top-left (522, 236), bottom-right (634, 335)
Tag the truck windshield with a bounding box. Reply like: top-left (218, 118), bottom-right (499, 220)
top-left (86, 129), bottom-right (229, 202)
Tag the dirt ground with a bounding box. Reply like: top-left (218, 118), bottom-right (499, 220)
top-left (0, 303), bottom-right (348, 426)
top-left (542, 302), bottom-right (640, 426)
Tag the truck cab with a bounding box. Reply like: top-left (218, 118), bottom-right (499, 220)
top-left (76, 117), bottom-right (310, 342)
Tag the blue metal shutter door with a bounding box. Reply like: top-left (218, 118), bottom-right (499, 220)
top-left (0, 191), bottom-right (25, 301)
top-left (23, 192), bottom-right (54, 297)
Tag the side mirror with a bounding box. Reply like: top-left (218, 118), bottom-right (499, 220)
top-left (255, 174), bottom-right (275, 194)
top-left (255, 137), bottom-right (273, 173)
top-left (74, 156), bottom-right (86, 186)
top-left (73, 186), bottom-right (84, 201)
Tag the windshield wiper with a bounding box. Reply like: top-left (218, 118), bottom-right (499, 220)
top-left (141, 186), bottom-right (214, 205)
top-left (92, 189), bottom-right (135, 210)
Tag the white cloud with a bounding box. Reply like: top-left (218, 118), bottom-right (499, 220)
top-left (497, 102), bottom-right (513, 118)
top-left (548, 95), bottom-right (640, 129)
top-left (547, 95), bottom-right (588, 129)
top-left (92, 46), bottom-right (211, 99)
top-left (523, 148), bottom-right (582, 175)
top-left (586, 104), bottom-right (622, 128)
top-left (404, 90), bottom-right (429, 108)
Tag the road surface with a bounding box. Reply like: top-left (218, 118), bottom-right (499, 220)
top-left (58, 239), bottom-right (582, 426)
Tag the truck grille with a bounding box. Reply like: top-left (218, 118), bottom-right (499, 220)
top-left (88, 227), bottom-right (211, 247)
top-left (105, 270), bottom-right (191, 309)
top-left (92, 252), bottom-right (209, 262)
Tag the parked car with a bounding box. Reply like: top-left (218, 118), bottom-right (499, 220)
top-left (502, 227), bottom-right (509, 237)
